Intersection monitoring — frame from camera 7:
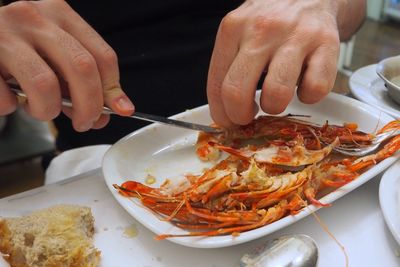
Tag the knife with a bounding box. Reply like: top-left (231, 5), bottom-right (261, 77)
top-left (8, 83), bottom-right (222, 134)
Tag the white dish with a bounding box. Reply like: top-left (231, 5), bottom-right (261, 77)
top-left (102, 91), bottom-right (398, 248)
top-left (379, 160), bottom-right (400, 245)
top-left (376, 55), bottom-right (400, 105)
top-left (349, 64), bottom-right (400, 118)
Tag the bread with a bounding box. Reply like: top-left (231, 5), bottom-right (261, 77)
top-left (0, 204), bottom-right (100, 267)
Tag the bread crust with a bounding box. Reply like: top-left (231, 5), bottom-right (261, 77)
top-left (0, 219), bottom-right (21, 266)
top-left (0, 205), bottom-right (100, 267)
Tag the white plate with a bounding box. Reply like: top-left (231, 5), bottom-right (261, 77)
top-left (379, 160), bottom-right (400, 245)
top-left (349, 64), bottom-right (400, 118)
top-left (102, 92), bottom-right (399, 248)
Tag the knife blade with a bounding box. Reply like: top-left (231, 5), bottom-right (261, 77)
top-left (8, 84), bottom-right (222, 134)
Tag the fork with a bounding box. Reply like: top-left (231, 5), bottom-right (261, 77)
top-left (329, 129), bottom-right (400, 156)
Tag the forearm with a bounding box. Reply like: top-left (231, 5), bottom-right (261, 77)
top-left (336, 0), bottom-right (366, 41)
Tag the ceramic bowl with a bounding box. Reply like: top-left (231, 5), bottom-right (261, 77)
top-left (376, 55), bottom-right (400, 105)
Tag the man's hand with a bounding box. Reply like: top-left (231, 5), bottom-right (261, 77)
top-left (207, 0), bottom-right (366, 127)
top-left (0, 0), bottom-right (134, 132)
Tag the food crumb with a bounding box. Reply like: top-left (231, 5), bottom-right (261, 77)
top-left (145, 174), bottom-right (156, 185)
top-left (94, 199), bottom-right (99, 202)
top-left (103, 227), bottom-right (108, 231)
top-left (394, 248), bottom-right (400, 257)
top-left (123, 224), bottom-right (138, 238)
top-left (156, 256), bottom-right (162, 262)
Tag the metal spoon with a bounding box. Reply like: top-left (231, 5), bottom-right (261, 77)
top-left (238, 234), bottom-right (318, 267)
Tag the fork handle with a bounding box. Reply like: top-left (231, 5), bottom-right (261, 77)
top-left (9, 83), bottom-right (114, 115)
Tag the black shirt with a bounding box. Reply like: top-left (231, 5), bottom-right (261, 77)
top-left (4, 0), bottom-right (242, 150)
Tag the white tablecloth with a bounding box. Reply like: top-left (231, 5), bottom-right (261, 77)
top-left (1, 167), bottom-right (399, 267)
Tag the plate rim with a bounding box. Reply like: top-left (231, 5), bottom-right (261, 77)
top-left (379, 159), bottom-right (400, 245)
top-left (349, 64), bottom-right (400, 118)
top-left (102, 92), bottom-right (399, 248)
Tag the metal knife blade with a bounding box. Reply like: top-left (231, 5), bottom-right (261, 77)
top-left (8, 84), bottom-right (222, 134)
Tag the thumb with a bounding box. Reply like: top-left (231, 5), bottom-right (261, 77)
top-left (104, 87), bottom-right (135, 116)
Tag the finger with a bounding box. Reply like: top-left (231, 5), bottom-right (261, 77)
top-left (297, 45), bottom-right (338, 104)
top-left (0, 76), bottom-right (17, 116)
top-left (221, 47), bottom-right (268, 125)
top-left (91, 114), bottom-right (110, 130)
top-left (207, 15), bottom-right (241, 128)
top-left (0, 39), bottom-right (61, 120)
top-left (260, 45), bottom-right (305, 114)
top-left (31, 25), bottom-right (103, 132)
top-left (62, 106), bottom-right (109, 130)
top-left (38, 0), bottom-right (134, 116)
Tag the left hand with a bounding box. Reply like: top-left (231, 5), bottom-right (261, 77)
top-left (207, 0), bottom-right (343, 127)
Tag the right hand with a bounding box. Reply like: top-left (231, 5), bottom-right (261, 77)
top-left (0, 0), bottom-right (135, 132)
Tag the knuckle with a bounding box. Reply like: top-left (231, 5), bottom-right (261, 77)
top-left (309, 80), bottom-right (331, 95)
top-left (100, 46), bottom-right (118, 66)
top-left (51, 0), bottom-right (68, 8)
top-left (220, 10), bottom-right (242, 33)
top-left (253, 16), bottom-right (293, 33)
top-left (221, 82), bottom-right (244, 105)
top-left (5, 1), bottom-right (35, 15)
top-left (4, 1), bottom-right (44, 25)
top-left (296, 25), bottom-right (318, 37)
top-left (240, 44), bottom-right (261, 58)
top-left (30, 71), bottom-right (58, 93)
top-left (71, 53), bottom-right (96, 74)
top-left (271, 63), bottom-right (295, 85)
top-left (261, 83), bottom-right (293, 114)
top-left (280, 44), bottom-right (299, 56)
top-left (319, 30), bottom-right (340, 45)
top-left (28, 72), bottom-right (61, 120)
top-left (297, 26), bottom-right (340, 46)
top-left (221, 83), bottom-right (254, 125)
top-left (269, 82), bottom-right (293, 100)
top-left (42, 0), bottom-right (70, 13)
top-left (80, 90), bottom-right (103, 119)
top-left (300, 81), bottom-right (330, 104)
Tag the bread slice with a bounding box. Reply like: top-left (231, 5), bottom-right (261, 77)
top-left (0, 204), bottom-right (100, 267)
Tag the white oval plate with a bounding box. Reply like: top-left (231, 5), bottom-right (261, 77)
top-left (379, 160), bottom-right (400, 245)
top-left (349, 64), bottom-right (400, 119)
top-left (102, 92), bottom-right (399, 248)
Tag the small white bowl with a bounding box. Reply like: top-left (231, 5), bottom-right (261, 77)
top-left (376, 55), bottom-right (400, 105)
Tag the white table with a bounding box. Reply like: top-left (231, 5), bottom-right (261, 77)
top-left (0, 168), bottom-right (399, 267)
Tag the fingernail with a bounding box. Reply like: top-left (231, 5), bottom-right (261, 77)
top-left (116, 97), bottom-right (135, 112)
top-left (77, 121), bottom-right (93, 132)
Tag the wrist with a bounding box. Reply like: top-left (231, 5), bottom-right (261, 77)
top-left (334, 0), bottom-right (366, 41)
top-left (335, 0), bottom-right (349, 33)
